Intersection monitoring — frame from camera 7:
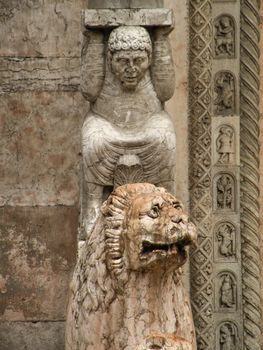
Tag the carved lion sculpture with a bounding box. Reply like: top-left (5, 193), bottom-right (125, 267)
top-left (137, 333), bottom-right (192, 350)
top-left (65, 183), bottom-right (197, 350)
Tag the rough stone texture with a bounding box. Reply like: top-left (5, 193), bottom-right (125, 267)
top-left (0, 57), bottom-right (81, 93)
top-left (0, 321), bottom-right (65, 350)
top-left (88, 0), bottom-right (164, 8)
top-left (0, 92), bottom-right (88, 206)
top-left (0, 0), bottom-right (88, 57)
top-left (0, 206), bottom-right (78, 321)
top-left (136, 334), bottom-right (192, 350)
top-left (83, 9), bottom-right (173, 28)
top-left (66, 184), bottom-right (197, 350)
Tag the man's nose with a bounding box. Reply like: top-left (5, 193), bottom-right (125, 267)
top-left (127, 59), bottom-right (135, 69)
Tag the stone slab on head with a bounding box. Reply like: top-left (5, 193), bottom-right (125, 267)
top-left (88, 0), bottom-right (164, 9)
top-left (83, 9), bottom-right (174, 28)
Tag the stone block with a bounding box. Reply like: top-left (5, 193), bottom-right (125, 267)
top-left (88, 0), bottom-right (164, 8)
top-left (0, 321), bottom-right (65, 350)
top-left (0, 0), bottom-right (88, 57)
top-left (83, 9), bottom-right (173, 28)
top-left (0, 92), bottom-right (88, 206)
top-left (0, 206), bottom-right (78, 321)
top-left (0, 57), bottom-right (81, 93)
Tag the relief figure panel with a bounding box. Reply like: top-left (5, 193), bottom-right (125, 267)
top-left (214, 71), bottom-right (235, 116)
top-left (215, 272), bottom-right (237, 311)
top-left (216, 125), bottom-right (235, 165)
top-left (217, 322), bottom-right (238, 350)
top-left (214, 15), bottom-right (235, 59)
top-left (214, 222), bottom-right (236, 262)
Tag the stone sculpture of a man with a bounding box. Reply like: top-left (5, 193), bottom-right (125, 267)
top-left (81, 25), bottom-right (176, 239)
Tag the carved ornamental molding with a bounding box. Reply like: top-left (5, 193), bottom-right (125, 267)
top-left (189, 1), bottom-right (213, 349)
top-left (240, 0), bottom-right (261, 349)
top-left (189, 0), bottom-right (261, 349)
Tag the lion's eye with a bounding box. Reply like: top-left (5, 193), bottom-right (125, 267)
top-left (148, 205), bottom-right (159, 218)
top-left (172, 201), bottom-right (182, 210)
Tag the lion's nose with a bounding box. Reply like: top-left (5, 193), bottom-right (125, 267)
top-left (171, 214), bottom-right (188, 224)
top-left (171, 216), bottom-right (183, 224)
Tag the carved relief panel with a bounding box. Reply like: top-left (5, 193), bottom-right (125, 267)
top-left (214, 15), bottom-right (235, 59)
top-left (214, 71), bottom-right (235, 116)
top-left (215, 272), bottom-right (237, 311)
top-left (214, 222), bottom-right (236, 262)
top-left (212, 117), bottom-right (239, 167)
top-left (216, 126), bottom-right (235, 164)
top-left (217, 322), bottom-right (239, 350)
top-left (214, 173), bottom-right (235, 212)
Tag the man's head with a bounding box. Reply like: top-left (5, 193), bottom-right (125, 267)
top-left (107, 26), bottom-right (152, 90)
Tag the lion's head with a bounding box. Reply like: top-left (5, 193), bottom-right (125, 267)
top-left (71, 183), bottom-right (196, 315)
top-left (101, 183), bottom-right (196, 274)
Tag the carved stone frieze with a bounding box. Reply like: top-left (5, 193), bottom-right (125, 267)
top-left (214, 15), bottom-right (235, 59)
top-left (190, 0), bottom-right (261, 348)
top-left (214, 71), bottom-right (235, 116)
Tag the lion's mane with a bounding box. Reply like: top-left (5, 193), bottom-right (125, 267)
top-left (66, 183), bottom-right (197, 350)
top-left (69, 183), bottom-right (165, 323)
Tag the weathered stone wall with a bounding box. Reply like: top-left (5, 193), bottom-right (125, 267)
top-left (0, 1), bottom-right (189, 349)
top-left (0, 1), bottom-right (89, 349)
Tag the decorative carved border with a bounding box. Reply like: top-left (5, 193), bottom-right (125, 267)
top-left (190, 0), bottom-right (261, 349)
top-left (189, 1), bottom-right (213, 349)
top-left (240, 0), bottom-right (261, 349)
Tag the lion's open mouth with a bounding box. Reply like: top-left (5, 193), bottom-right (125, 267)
top-left (141, 240), bottom-right (187, 256)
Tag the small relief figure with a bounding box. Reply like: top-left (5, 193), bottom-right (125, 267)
top-left (216, 175), bottom-right (234, 210)
top-left (216, 126), bottom-right (235, 164)
top-left (219, 323), bottom-right (236, 350)
top-left (214, 72), bottom-right (235, 116)
top-left (214, 16), bottom-right (235, 58)
top-left (216, 223), bottom-right (235, 258)
top-left (220, 274), bottom-right (236, 309)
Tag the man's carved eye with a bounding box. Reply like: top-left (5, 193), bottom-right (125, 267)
top-left (148, 205), bottom-right (159, 219)
top-left (117, 58), bottom-right (128, 64)
top-left (135, 57), bottom-right (144, 64)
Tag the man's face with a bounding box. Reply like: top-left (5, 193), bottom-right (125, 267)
top-left (110, 49), bottom-right (150, 90)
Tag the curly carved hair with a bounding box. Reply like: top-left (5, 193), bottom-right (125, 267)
top-left (107, 26), bottom-right (152, 58)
